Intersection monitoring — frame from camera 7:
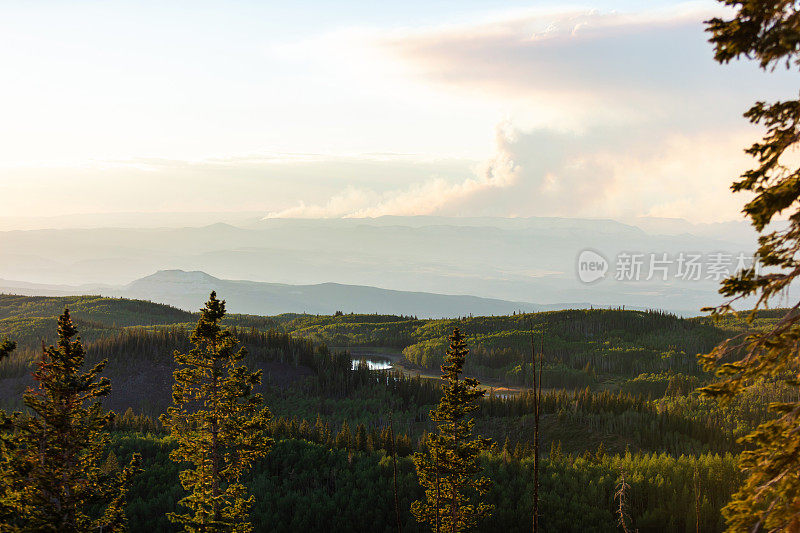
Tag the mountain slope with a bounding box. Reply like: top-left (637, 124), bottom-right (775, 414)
top-left (0, 294), bottom-right (194, 348)
top-left (0, 215), bottom-right (763, 313)
top-left (121, 270), bottom-right (551, 318)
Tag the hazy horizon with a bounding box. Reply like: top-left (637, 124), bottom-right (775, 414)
top-left (0, 214), bottom-right (772, 316)
top-left (0, 211), bottom-right (755, 230)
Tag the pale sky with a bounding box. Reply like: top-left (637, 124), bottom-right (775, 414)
top-left (0, 0), bottom-right (796, 222)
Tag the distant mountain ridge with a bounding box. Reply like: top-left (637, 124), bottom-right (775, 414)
top-left (1, 270), bottom-right (594, 318)
top-left (0, 215), bottom-right (765, 314)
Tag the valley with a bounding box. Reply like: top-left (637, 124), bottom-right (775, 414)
top-left (0, 292), bottom-right (781, 531)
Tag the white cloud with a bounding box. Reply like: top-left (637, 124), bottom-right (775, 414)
top-left (0, 154), bottom-right (480, 219)
top-left (259, 3), bottom-right (774, 223)
top-left (381, 5), bottom-right (794, 107)
top-left (265, 125), bottom-right (520, 218)
top-left (3, 3), bottom-right (784, 223)
top-left (264, 118), bottom-right (753, 223)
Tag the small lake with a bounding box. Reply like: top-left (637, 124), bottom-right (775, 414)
top-left (350, 355), bottom-right (393, 371)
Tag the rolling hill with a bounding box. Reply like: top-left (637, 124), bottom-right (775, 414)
top-left (0, 216), bottom-right (766, 314)
top-left (1, 269), bottom-right (587, 318)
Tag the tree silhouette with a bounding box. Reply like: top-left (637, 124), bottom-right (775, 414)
top-left (0, 310), bottom-right (139, 532)
top-left (702, 1), bottom-right (800, 530)
top-left (411, 327), bottom-right (493, 532)
top-left (161, 292), bottom-right (273, 532)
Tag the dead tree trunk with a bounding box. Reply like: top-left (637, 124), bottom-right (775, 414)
top-left (390, 411), bottom-right (403, 533)
top-left (531, 333), bottom-right (542, 533)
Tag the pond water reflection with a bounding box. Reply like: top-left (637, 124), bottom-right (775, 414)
top-left (350, 356), bottom-right (393, 371)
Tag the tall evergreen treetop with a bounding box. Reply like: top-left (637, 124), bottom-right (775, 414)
top-left (412, 327), bottom-right (493, 533)
top-left (0, 309), bottom-right (139, 532)
top-left (161, 292), bottom-right (273, 533)
top-left (0, 337), bottom-right (16, 531)
top-left (702, 1), bottom-right (800, 530)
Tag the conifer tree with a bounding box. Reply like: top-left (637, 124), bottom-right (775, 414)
top-left (0, 337), bottom-right (14, 362)
top-left (335, 420), bottom-right (351, 450)
top-left (160, 292), bottom-right (273, 533)
top-left (694, 465), bottom-right (701, 533)
top-left (501, 437), bottom-right (511, 463)
top-left (0, 310), bottom-right (140, 532)
top-left (314, 414), bottom-right (325, 443)
top-left (0, 338), bottom-right (17, 531)
top-left (102, 451), bottom-right (121, 475)
top-left (299, 419), bottom-right (310, 441)
top-left (513, 441), bottom-right (523, 461)
top-left (701, 1), bottom-right (800, 530)
top-left (411, 327), bottom-right (493, 533)
top-left (354, 423), bottom-right (367, 452)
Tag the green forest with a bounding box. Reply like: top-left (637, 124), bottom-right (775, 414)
top-left (0, 292), bottom-right (791, 531)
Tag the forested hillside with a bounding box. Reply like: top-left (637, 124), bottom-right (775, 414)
top-left (0, 294), bottom-right (791, 531)
top-left (0, 294), bottom-right (775, 408)
top-left (0, 294), bottom-right (193, 346)
top-left (275, 309), bottom-right (734, 389)
top-left (116, 436), bottom-right (741, 533)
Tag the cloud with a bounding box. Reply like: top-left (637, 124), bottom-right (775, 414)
top-left (380, 4), bottom-right (795, 133)
top-left (386, 7), bottom-right (789, 93)
top-left (259, 5), bottom-right (776, 223)
top-left (265, 125), bottom-right (520, 218)
top-left (5, 4), bottom-right (780, 224)
top-left (0, 153), bottom-right (480, 219)
top-left (261, 116), bottom-right (751, 223)
top-left (447, 122), bottom-right (752, 222)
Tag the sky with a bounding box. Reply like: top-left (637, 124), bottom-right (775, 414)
top-left (0, 0), bottom-right (796, 223)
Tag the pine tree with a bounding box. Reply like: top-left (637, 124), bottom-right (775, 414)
top-left (381, 426), bottom-right (393, 451)
top-left (314, 414), bottom-right (325, 443)
top-left (160, 292), bottom-right (273, 533)
top-left (513, 442), bottom-right (523, 460)
top-left (0, 338), bottom-right (17, 530)
top-left (335, 420), bottom-right (351, 450)
top-left (0, 310), bottom-right (140, 532)
top-left (694, 465), bottom-right (701, 533)
top-left (324, 422), bottom-right (333, 447)
top-left (0, 337), bottom-right (14, 362)
top-left (701, 2), bottom-right (800, 530)
top-left (411, 327), bottom-right (493, 533)
top-left (548, 441), bottom-right (563, 462)
top-left (501, 437), bottom-right (511, 463)
top-left (595, 442), bottom-right (606, 461)
top-left (354, 423), bottom-right (367, 452)
top-left (396, 434), bottom-right (412, 457)
top-left (102, 451), bottom-right (121, 475)
top-left (298, 419), bottom-right (310, 440)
